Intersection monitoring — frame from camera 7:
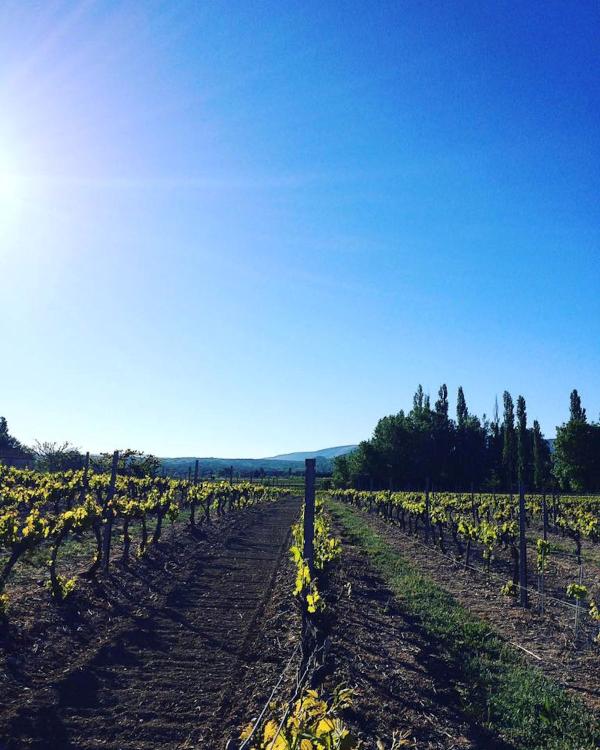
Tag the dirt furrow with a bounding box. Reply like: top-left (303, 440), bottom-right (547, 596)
top-left (1, 497), bottom-right (300, 750)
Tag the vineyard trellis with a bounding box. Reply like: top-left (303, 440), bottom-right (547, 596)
top-left (324, 486), bottom-right (600, 643)
top-left (0, 453), bottom-right (292, 612)
top-left (231, 459), bottom-right (347, 750)
top-left (1, 453), bottom-right (348, 750)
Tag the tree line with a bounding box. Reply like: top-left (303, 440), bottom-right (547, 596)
top-left (0, 420), bottom-right (161, 477)
top-left (333, 386), bottom-right (600, 492)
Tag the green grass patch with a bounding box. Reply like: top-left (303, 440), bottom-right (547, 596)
top-left (329, 500), bottom-right (600, 750)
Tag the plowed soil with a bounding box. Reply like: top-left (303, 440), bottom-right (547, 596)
top-left (0, 497), bottom-right (301, 749)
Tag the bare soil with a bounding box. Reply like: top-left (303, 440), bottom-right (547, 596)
top-left (0, 497), bottom-right (301, 749)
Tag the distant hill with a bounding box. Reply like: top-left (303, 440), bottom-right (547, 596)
top-left (159, 445), bottom-right (357, 478)
top-left (159, 456), bottom-right (303, 478)
top-left (264, 445), bottom-right (357, 462)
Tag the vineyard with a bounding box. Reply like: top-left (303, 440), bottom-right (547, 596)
top-left (3, 0), bottom-right (597, 745)
top-left (325, 488), bottom-right (600, 645)
top-left (1, 460), bottom-right (600, 748)
top-left (0, 454), bottom-right (291, 610)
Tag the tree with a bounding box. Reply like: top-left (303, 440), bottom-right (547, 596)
top-left (435, 384), bottom-right (449, 422)
top-left (33, 441), bottom-right (85, 472)
top-left (456, 387), bottom-right (468, 428)
top-left (96, 449), bottom-right (160, 478)
top-left (413, 385), bottom-right (424, 414)
top-left (553, 422), bottom-right (600, 491)
top-left (516, 395), bottom-right (529, 486)
top-left (432, 384), bottom-right (452, 485)
top-left (333, 442), bottom-right (378, 489)
top-left (532, 420), bottom-right (551, 490)
top-left (461, 413), bottom-right (487, 490)
top-left (454, 386), bottom-right (469, 488)
top-left (0, 417), bottom-right (24, 451)
top-left (570, 389), bottom-right (586, 422)
top-left (332, 454), bottom-right (352, 488)
top-left (554, 391), bottom-right (600, 491)
top-left (486, 396), bottom-right (503, 489)
top-left (502, 391), bottom-right (516, 489)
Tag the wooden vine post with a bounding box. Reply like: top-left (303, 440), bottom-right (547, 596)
top-left (424, 478), bottom-right (431, 544)
top-left (101, 450), bottom-right (120, 574)
top-left (518, 482), bottom-right (529, 608)
top-left (303, 458), bottom-right (316, 576)
top-left (539, 487), bottom-right (547, 614)
top-left (542, 491), bottom-right (548, 541)
top-left (575, 563), bottom-right (585, 637)
top-left (190, 459), bottom-right (200, 528)
top-left (78, 451), bottom-right (90, 506)
top-left (301, 458), bottom-right (316, 671)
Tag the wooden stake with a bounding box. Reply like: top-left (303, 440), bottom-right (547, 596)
top-left (102, 450), bottom-right (119, 574)
top-left (518, 482), bottom-right (528, 608)
top-left (424, 478), bottom-right (431, 544)
top-left (303, 458), bottom-right (316, 576)
top-left (542, 492), bottom-right (548, 541)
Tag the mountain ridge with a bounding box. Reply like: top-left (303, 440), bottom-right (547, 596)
top-left (263, 445), bottom-right (357, 462)
top-left (158, 445), bottom-right (357, 477)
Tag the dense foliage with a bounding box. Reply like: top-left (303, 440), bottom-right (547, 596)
top-left (553, 391), bottom-right (600, 491)
top-left (0, 417), bottom-right (24, 452)
top-left (333, 386), bottom-right (599, 492)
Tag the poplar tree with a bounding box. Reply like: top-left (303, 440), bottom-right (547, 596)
top-left (456, 386), bottom-right (468, 428)
top-left (502, 391), bottom-right (516, 489)
top-left (569, 389), bottom-right (586, 422)
top-left (435, 384), bottom-right (449, 421)
top-left (555, 390), bottom-right (600, 490)
top-left (516, 395), bottom-right (528, 486)
top-left (413, 385), bottom-right (424, 414)
top-left (532, 419), bottom-right (550, 490)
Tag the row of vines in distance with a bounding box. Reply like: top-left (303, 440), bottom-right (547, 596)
top-left (325, 489), bottom-right (600, 637)
top-left (0, 455), bottom-right (291, 612)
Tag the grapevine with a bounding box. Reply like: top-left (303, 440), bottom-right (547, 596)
top-left (0, 465), bottom-right (292, 615)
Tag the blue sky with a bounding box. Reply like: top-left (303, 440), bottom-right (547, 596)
top-left (1, 1), bottom-right (598, 456)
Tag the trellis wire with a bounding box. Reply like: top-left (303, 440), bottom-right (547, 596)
top-left (266, 643), bottom-right (325, 750)
top-left (373, 512), bottom-right (591, 615)
top-left (237, 641), bottom-right (303, 750)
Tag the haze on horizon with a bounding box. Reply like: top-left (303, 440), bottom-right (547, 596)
top-left (1, 1), bottom-right (598, 458)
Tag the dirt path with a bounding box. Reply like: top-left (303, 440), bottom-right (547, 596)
top-left (1, 497), bottom-right (301, 750)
